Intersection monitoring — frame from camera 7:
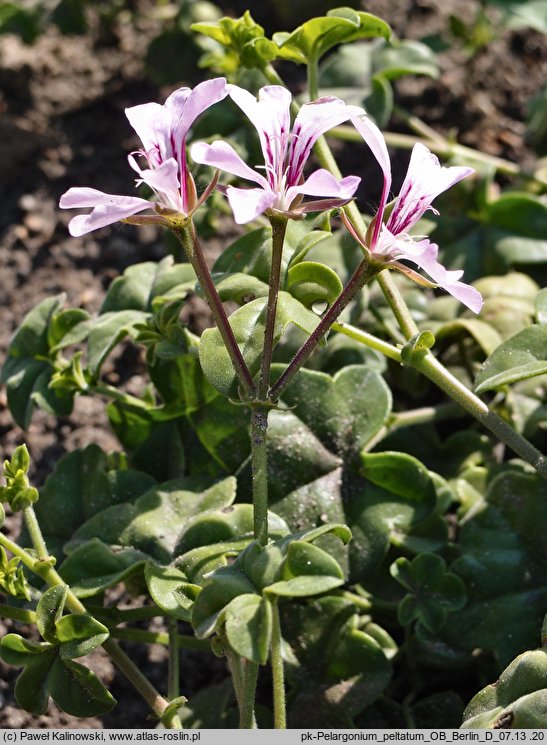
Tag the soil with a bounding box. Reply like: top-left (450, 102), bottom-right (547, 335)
top-left (0, 0), bottom-right (545, 728)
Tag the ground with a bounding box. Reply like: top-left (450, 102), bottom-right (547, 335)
top-left (0, 0), bottom-right (545, 728)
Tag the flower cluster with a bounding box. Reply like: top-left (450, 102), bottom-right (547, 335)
top-left (60, 78), bottom-right (481, 311)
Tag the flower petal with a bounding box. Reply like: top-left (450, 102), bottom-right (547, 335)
top-left (286, 169), bottom-right (360, 205)
top-left (228, 85), bottom-right (292, 178)
top-left (125, 101), bottom-right (170, 165)
top-left (387, 143), bottom-right (474, 235)
top-left (225, 186), bottom-right (276, 224)
top-left (288, 97), bottom-right (363, 184)
top-left (59, 188), bottom-right (151, 237)
top-left (136, 158), bottom-right (182, 212)
top-left (411, 244), bottom-right (483, 313)
top-left (351, 113), bottom-right (391, 249)
top-left (190, 141), bottom-right (269, 189)
top-left (167, 77), bottom-right (229, 141)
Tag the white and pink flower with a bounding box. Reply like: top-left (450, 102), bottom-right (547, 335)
top-left (190, 85), bottom-right (363, 224)
top-left (351, 115), bottom-right (482, 313)
top-left (60, 78), bottom-right (229, 236)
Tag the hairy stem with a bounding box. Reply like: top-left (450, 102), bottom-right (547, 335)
top-left (269, 260), bottom-right (382, 401)
top-left (259, 215), bottom-right (288, 400)
top-left (173, 218), bottom-right (256, 398)
top-left (239, 660), bottom-right (259, 729)
top-left (251, 406), bottom-right (269, 546)
top-left (270, 599), bottom-right (286, 729)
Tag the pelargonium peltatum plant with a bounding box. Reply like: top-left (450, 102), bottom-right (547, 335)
top-left (1, 6), bottom-right (546, 732)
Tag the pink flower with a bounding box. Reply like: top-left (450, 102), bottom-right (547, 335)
top-left (351, 115), bottom-right (483, 313)
top-left (59, 78), bottom-right (229, 236)
top-left (190, 85), bottom-right (363, 224)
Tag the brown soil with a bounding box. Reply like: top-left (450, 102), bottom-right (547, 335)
top-left (0, 0), bottom-right (545, 728)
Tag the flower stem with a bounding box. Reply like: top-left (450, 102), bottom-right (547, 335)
top-left (331, 321), bottom-right (402, 362)
top-left (239, 660), bottom-right (259, 729)
top-left (250, 405), bottom-right (269, 546)
top-left (172, 218), bottom-right (256, 398)
top-left (259, 215), bottom-right (288, 400)
top-left (269, 259), bottom-right (382, 402)
top-left (411, 352), bottom-right (547, 478)
top-left (270, 599), bottom-right (286, 729)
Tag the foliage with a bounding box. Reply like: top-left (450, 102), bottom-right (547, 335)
top-left (1, 0), bottom-right (546, 733)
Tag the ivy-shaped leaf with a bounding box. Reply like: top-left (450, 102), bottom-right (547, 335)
top-left (390, 553), bottom-right (467, 633)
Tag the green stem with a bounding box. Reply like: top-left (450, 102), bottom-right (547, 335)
top-left (270, 599), bottom-right (286, 729)
top-left (331, 321), bottom-right (402, 362)
top-left (92, 383), bottom-right (150, 409)
top-left (412, 353), bottom-right (547, 478)
top-left (110, 627), bottom-right (210, 650)
top-left (0, 603), bottom-right (37, 624)
top-left (250, 406), bottom-right (269, 546)
top-left (23, 506), bottom-right (49, 561)
top-left (239, 660), bottom-right (259, 729)
top-left (307, 55), bottom-right (320, 99)
top-left (259, 215), bottom-right (288, 400)
top-left (387, 402), bottom-right (465, 430)
top-left (269, 259), bottom-right (382, 401)
top-left (227, 651), bottom-right (245, 712)
top-left (173, 218), bottom-right (256, 398)
top-left (167, 617), bottom-right (180, 700)
top-left (376, 271), bottom-right (419, 339)
top-left (164, 617), bottom-right (183, 730)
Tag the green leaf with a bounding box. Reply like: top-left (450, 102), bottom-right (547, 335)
top-left (14, 650), bottom-right (57, 715)
top-left (60, 539), bottom-right (152, 598)
top-left (390, 554), bottom-right (467, 633)
top-left (287, 261), bottom-right (343, 309)
top-left (434, 471), bottom-right (547, 668)
top-left (0, 634), bottom-right (53, 666)
top-left (145, 562), bottom-right (199, 621)
top-left (56, 614), bottom-right (109, 659)
top-left (274, 8), bottom-right (391, 65)
top-left (462, 649), bottom-right (547, 728)
top-left (47, 657), bottom-right (116, 717)
top-left (87, 309), bottom-right (149, 377)
top-left (273, 365), bottom-right (392, 462)
top-left (36, 585), bottom-right (67, 644)
top-left (433, 318), bottom-right (502, 356)
top-left (69, 476), bottom-right (237, 564)
top-left (225, 594), bottom-right (272, 664)
top-left (211, 272), bottom-right (269, 304)
top-left (192, 564), bottom-right (257, 638)
top-left (283, 540), bottom-right (344, 580)
top-left (100, 257), bottom-right (195, 314)
top-left (372, 39), bottom-right (439, 79)
top-left (0, 294), bottom-right (77, 428)
top-left (266, 575), bottom-right (344, 597)
top-left (33, 444), bottom-right (156, 559)
top-left (361, 452), bottom-right (437, 507)
top-left (199, 292), bottom-right (320, 397)
top-left (283, 596), bottom-right (392, 726)
top-left (174, 503), bottom-right (288, 556)
top-left (474, 325), bottom-right (547, 393)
